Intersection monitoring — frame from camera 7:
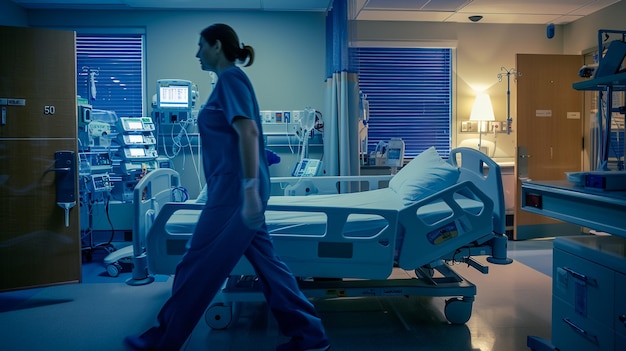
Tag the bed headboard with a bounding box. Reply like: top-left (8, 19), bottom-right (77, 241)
top-left (133, 168), bottom-right (182, 252)
top-left (448, 147), bottom-right (506, 235)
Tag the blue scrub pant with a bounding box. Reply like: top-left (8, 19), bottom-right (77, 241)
top-left (138, 202), bottom-right (328, 350)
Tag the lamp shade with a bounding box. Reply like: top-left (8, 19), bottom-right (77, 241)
top-left (469, 93), bottom-right (495, 121)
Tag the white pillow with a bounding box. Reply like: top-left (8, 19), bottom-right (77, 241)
top-left (389, 146), bottom-right (460, 202)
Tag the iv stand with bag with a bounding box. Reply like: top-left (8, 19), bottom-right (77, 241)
top-left (291, 108), bottom-right (321, 177)
top-left (299, 108), bottom-right (316, 161)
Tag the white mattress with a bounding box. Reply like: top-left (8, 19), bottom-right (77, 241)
top-left (164, 188), bottom-right (484, 238)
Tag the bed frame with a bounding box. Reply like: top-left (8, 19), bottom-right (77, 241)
top-left (136, 147), bottom-right (512, 327)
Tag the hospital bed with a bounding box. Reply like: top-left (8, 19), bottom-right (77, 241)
top-left (135, 147), bottom-right (511, 327)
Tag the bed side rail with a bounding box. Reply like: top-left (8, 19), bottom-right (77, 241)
top-left (265, 202), bottom-right (400, 280)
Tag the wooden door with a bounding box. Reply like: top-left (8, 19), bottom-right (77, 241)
top-left (0, 26), bottom-right (80, 291)
top-left (514, 54), bottom-right (584, 240)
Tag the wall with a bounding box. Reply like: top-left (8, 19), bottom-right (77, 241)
top-left (564, 0), bottom-right (626, 54)
top-left (3, 1), bottom-right (625, 164)
top-left (563, 1), bottom-right (626, 170)
top-left (22, 9), bottom-right (328, 115)
top-left (354, 20), bottom-right (563, 161)
top-left (0, 0), bottom-right (27, 26)
top-left (353, 0), bottom-right (626, 162)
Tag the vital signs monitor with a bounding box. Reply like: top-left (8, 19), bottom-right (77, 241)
top-left (157, 79), bottom-right (193, 109)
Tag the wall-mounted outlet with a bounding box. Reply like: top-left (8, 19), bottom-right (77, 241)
top-left (489, 121), bottom-right (506, 133)
top-left (291, 110), bottom-right (303, 124)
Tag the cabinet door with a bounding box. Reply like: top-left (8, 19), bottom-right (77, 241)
top-left (0, 25), bottom-right (80, 291)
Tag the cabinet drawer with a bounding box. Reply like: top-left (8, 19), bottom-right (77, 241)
top-left (616, 273), bottom-right (626, 339)
top-left (616, 332), bottom-right (626, 351)
top-left (553, 296), bottom-right (614, 351)
top-left (553, 248), bottom-right (615, 326)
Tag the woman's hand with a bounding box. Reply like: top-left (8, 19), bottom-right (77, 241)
top-left (242, 178), bottom-right (264, 229)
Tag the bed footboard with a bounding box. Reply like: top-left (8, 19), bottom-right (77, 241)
top-left (397, 180), bottom-right (494, 269)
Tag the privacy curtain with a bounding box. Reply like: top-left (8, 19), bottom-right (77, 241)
top-left (323, 0), bottom-right (360, 183)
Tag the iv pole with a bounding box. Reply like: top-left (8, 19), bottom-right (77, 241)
top-left (497, 67), bottom-right (521, 135)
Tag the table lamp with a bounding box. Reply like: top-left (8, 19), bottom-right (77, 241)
top-left (469, 93), bottom-right (495, 153)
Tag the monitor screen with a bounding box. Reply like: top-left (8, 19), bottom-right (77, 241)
top-left (387, 148), bottom-right (401, 160)
top-left (128, 134), bottom-right (143, 143)
top-left (158, 84), bottom-right (189, 108)
top-left (126, 121), bottom-right (143, 130)
top-left (129, 148), bottom-right (146, 157)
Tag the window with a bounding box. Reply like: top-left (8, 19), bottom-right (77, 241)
top-left (356, 47), bottom-right (452, 158)
top-left (76, 33), bottom-right (144, 117)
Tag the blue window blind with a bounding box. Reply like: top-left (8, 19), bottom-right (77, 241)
top-left (356, 47), bottom-right (452, 158)
top-left (76, 34), bottom-right (144, 117)
top-left (610, 130), bottom-right (624, 158)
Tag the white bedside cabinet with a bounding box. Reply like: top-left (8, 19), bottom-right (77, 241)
top-left (552, 235), bottom-right (626, 351)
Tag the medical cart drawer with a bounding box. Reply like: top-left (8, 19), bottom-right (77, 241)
top-left (552, 296), bottom-right (614, 351)
top-left (553, 248), bottom-right (615, 326)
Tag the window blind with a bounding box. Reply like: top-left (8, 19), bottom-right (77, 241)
top-left (76, 34), bottom-right (144, 117)
top-left (356, 47), bottom-right (452, 158)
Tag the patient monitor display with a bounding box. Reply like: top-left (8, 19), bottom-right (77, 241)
top-left (157, 79), bottom-right (192, 109)
top-left (292, 159), bottom-right (321, 177)
top-left (386, 138), bottom-right (405, 168)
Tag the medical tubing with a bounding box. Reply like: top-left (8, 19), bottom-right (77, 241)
top-left (160, 119), bottom-right (204, 190)
top-left (285, 121), bottom-right (296, 155)
top-left (299, 128), bottom-right (310, 163)
top-left (180, 127), bottom-right (203, 190)
top-left (101, 194), bottom-right (116, 246)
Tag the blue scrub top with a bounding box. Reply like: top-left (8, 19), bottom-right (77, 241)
top-left (197, 66), bottom-right (270, 206)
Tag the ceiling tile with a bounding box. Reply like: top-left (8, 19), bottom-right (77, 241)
top-left (356, 10), bottom-right (455, 22)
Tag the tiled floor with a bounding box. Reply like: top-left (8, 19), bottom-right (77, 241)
top-left (0, 239), bottom-right (554, 351)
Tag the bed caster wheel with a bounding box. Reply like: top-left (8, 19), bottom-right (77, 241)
top-left (444, 297), bottom-right (473, 325)
top-left (205, 303), bottom-right (233, 330)
top-left (106, 262), bottom-right (122, 277)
